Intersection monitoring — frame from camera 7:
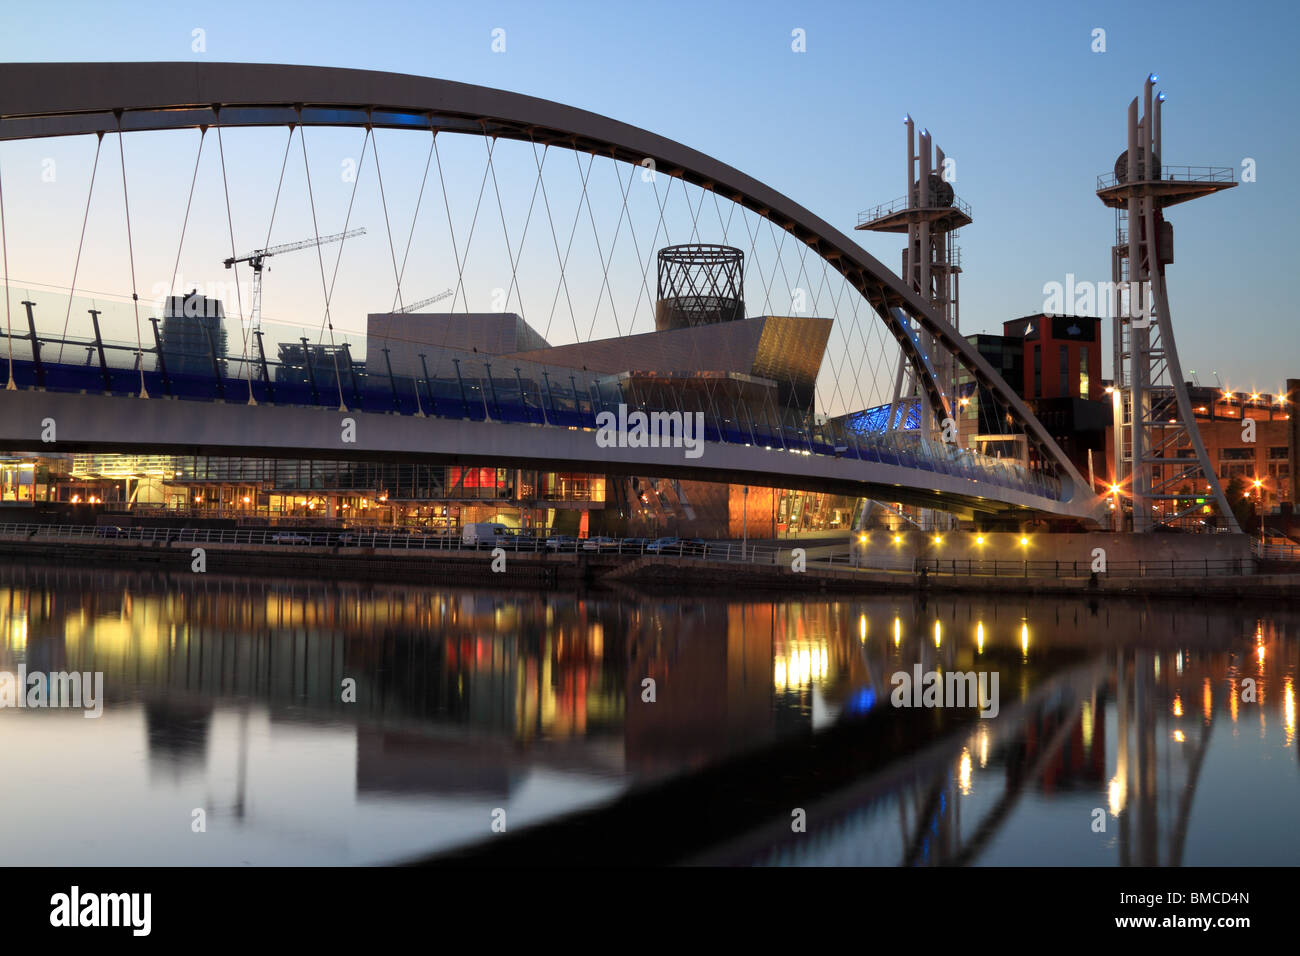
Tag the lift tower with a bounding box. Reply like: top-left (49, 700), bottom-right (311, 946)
top-left (858, 116), bottom-right (971, 439)
top-left (1096, 75), bottom-right (1239, 533)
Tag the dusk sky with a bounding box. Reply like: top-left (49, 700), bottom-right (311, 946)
top-left (1, 0), bottom-right (1295, 397)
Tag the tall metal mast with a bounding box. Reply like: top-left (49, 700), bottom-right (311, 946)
top-left (858, 116), bottom-right (971, 438)
top-left (1096, 75), bottom-right (1239, 533)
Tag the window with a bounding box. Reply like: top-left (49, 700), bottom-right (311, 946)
top-left (1220, 448), bottom-right (1254, 461)
top-left (1269, 446), bottom-right (1289, 460)
top-left (1080, 346), bottom-right (1090, 398)
top-left (1059, 346), bottom-right (1069, 397)
top-left (1268, 462), bottom-right (1291, 498)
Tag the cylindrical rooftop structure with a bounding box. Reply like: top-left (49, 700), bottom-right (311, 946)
top-left (654, 243), bottom-right (745, 331)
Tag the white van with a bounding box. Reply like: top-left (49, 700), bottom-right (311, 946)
top-left (461, 522), bottom-right (509, 548)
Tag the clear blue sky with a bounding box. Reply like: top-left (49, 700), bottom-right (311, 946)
top-left (1, 0), bottom-right (1295, 397)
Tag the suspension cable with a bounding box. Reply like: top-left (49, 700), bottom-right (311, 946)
top-left (167, 127), bottom-right (207, 319)
top-left (214, 119), bottom-right (254, 403)
top-left (321, 127), bottom-right (370, 329)
top-left (1, 139), bottom-right (12, 390)
top-left (370, 126), bottom-right (406, 311)
top-left (302, 123), bottom-right (366, 411)
top-left (261, 127), bottom-right (296, 261)
top-left (57, 133), bottom-right (104, 365)
top-left (390, 130), bottom-right (436, 312)
top-left (115, 115), bottom-right (149, 399)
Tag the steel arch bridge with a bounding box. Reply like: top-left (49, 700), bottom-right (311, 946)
top-left (0, 61), bottom-right (1103, 524)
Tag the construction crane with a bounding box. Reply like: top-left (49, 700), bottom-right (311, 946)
top-left (222, 228), bottom-right (366, 328)
top-left (397, 288), bottom-right (454, 313)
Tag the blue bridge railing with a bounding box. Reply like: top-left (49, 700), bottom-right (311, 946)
top-left (0, 323), bottom-right (1063, 502)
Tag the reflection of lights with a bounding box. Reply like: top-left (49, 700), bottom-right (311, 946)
top-left (1257, 644), bottom-right (1265, 665)
top-left (978, 727), bottom-right (989, 767)
top-left (6, 613), bottom-right (28, 651)
top-left (1020, 622), bottom-right (1029, 656)
top-left (893, 617), bottom-right (901, 647)
top-left (1172, 695), bottom-right (1183, 717)
top-left (934, 621), bottom-right (942, 647)
top-left (774, 639), bottom-right (830, 691)
top-left (1108, 775), bottom-right (1126, 816)
top-left (1081, 699), bottom-right (1094, 749)
top-left (976, 621), bottom-right (984, 654)
top-left (959, 748), bottom-right (973, 795)
top-left (1203, 678), bottom-right (1213, 721)
top-left (1230, 680), bottom-right (1239, 724)
top-left (1285, 678), bottom-right (1296, 746)
top-left (859, 614), bottom-right (867, 643)
top-left (1173, 730), bottom-right (1186, 743)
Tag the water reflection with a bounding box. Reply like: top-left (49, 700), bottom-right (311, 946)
top-left (0, 563), bottom-right (1296, 866)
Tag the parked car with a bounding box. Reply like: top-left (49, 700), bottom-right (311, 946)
top-left (271, 532), bottom-right (312, 545)
top-left (645, 537), bottom-right (682, 553)
top-left (545, 535), bottom-right (578, 551)
top-left (335, 532), bottom-right (357, 546)
top-left (682, 538), bottom-right (709, 556)
top-left (621, 537), bottom-right (651, 551)
top-left (93, 525), bottom-right (128, 539)
top-left (582, 536), bottom-right (617, 551)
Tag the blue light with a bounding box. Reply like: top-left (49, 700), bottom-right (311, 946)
top-left (1157, 92), bottom-right (1166, 102)
top-left (847, 687), bottom-right (878, 714)
top-left (1148, 73), bottom-right (1159, 83)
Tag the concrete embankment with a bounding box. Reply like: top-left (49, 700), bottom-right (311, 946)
top-left (1, 534), bottom-right (1295, 600)
top-left (606, 555), bottom-right (1299, 600)
top-left (0, 535), bottom-right (619, 588)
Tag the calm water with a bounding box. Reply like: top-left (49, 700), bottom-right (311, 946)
top-left (1, 561), bottom-right (1296, 866)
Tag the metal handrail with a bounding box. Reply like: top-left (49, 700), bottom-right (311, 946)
top-left (857, 191), bottom-right (972, 226)
top-left (910, 556), bottom-right (1257, 579)
top-left (0, 522), bottom-right (790, 565)
top-left (1, 309), bottom-right (1066, 505)
top-left (1096, 165), bottom-right (1236, 190)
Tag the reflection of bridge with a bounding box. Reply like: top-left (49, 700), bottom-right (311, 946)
top-left (0, 62), bottom-right (1102, 523)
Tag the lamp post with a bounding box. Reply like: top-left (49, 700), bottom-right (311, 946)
top-left (1253, 478), bottom-right (1265, 550)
